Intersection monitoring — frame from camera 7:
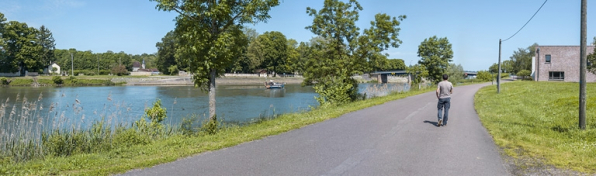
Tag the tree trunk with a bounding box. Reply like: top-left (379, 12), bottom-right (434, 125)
top-left (208, 68), bottom-right (216, 120)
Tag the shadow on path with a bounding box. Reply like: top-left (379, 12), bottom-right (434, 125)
top-left (423, 120), bottom-right (439, 127)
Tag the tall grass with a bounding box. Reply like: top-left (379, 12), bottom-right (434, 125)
top-left (475, 81), bottom-right (596, 173)
top-left (0, 92), bottom-right (174, 164)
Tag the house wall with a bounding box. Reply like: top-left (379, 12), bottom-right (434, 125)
top-left (49, 63), bottom-right (60, 74)
top-left (535, 45), bottom-right (596, 82)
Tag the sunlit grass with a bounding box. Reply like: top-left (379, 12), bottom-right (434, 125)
top-left (475, 81), bottom-right (596, 173)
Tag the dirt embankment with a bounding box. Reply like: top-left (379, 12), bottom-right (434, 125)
top-left (113, 76), bottom-right (304, 86)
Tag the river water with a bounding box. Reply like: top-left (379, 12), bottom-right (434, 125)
top-left (0, 83), bottom-right (409, 131)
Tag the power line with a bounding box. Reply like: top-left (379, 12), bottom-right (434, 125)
top-left (502, 0), bottom-right (548, 42)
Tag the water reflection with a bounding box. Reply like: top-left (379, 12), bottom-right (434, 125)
top-left (0, 82), bottom-right (409, 133)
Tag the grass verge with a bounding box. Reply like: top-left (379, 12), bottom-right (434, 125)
top-left (1, 85), bottom-right (441, 175)
top-left (475, 81), bottom-right (596, 173)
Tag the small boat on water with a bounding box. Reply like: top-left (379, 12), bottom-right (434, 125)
top-left (265, 80), bottom-right (285, 89)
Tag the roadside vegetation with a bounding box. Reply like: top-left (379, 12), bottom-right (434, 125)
top-left (475, 81), bottom-right (596, 173)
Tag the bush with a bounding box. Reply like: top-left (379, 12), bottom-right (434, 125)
top-left (517, 70), bottom-right (531, 80)
top-left (202, 115), bottom-right (219, 135)
top-left (0, 77), bottom-right (9, 85)
top-left (476, 71), bottom-right (493, 82)
top-left (111, 65), bottom-right (129, 76)
top-left (99, 70), bottom-right (111, 75)
top-left (52, 76), bottom-right (63, 85)
top-left (67, 76), bottom-right (77, 84)
top-left (313, 76), bottom-right (358, 106)
top-left (500, 73), bottom-right (510, 78)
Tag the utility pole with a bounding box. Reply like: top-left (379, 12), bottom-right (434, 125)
top-left (97, 56), bottom-right (99, 75)
top-left (497, 39), bottom-right (502, 94)
top-left (71, 53), bottom-right (74, 76)
top-left (579, 0), bottom-right (587, 130)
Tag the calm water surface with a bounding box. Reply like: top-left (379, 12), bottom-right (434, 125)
top-left (0, 83), bottom-right (409, 130)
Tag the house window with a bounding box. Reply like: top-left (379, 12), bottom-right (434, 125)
top-left (545, 55), bottom-right (551, 63)
top-left (549, 71), bottom-right (564, 81)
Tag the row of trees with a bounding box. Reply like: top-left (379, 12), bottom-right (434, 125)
top-left (151, 0), bottom-right (416, 123)
top-left (0, 12), bottom-right (55, 74)
top-left (0, 12), bottom-right (158, 76)
top-left (488, 43), bottom-right (537, 76)
top-left (155, 28), bottom-right (407, 76)
top-left (151, 0), bottom-right (461, 124)
top-left (53, 49), bottom-right (158, 75)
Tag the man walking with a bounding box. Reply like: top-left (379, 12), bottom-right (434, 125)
top-left (436, 74), bottom-right (453, 127)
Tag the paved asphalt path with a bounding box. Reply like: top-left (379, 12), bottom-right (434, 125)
top-left (123, 83), bottom-right (509, 176)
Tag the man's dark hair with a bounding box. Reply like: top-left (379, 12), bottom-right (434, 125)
top-left (443, 74), bottom-right (449, 80)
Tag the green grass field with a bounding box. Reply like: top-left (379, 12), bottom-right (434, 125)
top-left (475, 81), bottom-right (596, 173)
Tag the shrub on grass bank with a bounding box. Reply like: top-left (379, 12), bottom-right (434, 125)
top-left (52, 76), bottom-right (63, 85)
top-left (500, 73), bottom-right (510, 78)
top-left (517, 70), bottom-right (531, 80)
top-left (63, 76), bottom-right (116, 86)
top-left (0, 77), bottom-right (9, 85)
top-left (476, 71), bottom-right (493, 82)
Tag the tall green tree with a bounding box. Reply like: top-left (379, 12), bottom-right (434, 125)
top-left (38, 25), bottom-right (55, 66)
top-left (2, 21), bottom-right (42, 73)
top-left (305, 0), bottom-right (405, 105)
top-left (368, 53), bottom-right (388, 72)
top-left (152, 0), bottom-right (280, 121)
top-left (445, 63), bottom-right (464, 84)
top-left (384, 58), bottom-right (406, 70)
top-left (0, 12), bottom-right (6, 67)
top-left (285, 38), bottom-right (299, 74)
top-left (156, 31), bottom-right (178, 75)
top-left (258, 31), bottom-right (287, 76)
top-left (247, 35), bottom-right (265, 72)
top-left (229, 27), bottom-right (259, 73)
top-left (417, 36), bottom-right (453, 83)
top-left (293, 41), bottom-right (311, 74)
top-left (489, 63), bottom-right (498, 74)
top-left (406, 64), bottom-right (428, 86)
top-left (509, 43), bottom-right (537, 74)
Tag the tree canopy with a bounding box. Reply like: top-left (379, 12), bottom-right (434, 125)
top-left (417, 36), bottom-right (453, 83)
top-left (257, 31), bottom-right (287, 76)
top-left (152, 0), bottom-right (280, 121)
top-left (508, 43), bottom-right (537, 74)
top-left (304, 0), bottom-right (405, 105)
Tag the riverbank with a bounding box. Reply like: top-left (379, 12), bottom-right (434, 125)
top-left (115, 76), bottom-right (305, 86)
top-left (475, 81), bottom-right (596, 174)
top-left (1, 75), bottom-right (305, 86)
top-left (1, 84), bottom-right (437, 175)
top-left (1, 76), bottom-right (123, 86)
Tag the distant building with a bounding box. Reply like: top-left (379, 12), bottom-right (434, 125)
top-left (132, 61), bottom-right (141, 72)
top-left (534, 45), bottom-right (596, 82)
top-left (45, 62), bottom-right (60, 74)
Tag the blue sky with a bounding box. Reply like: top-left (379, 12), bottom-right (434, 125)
top-left (1, 0), bottom-right (595, 71)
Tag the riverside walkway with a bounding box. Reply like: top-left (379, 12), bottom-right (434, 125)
top-left (123, 83), bottom-right (509, 175)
